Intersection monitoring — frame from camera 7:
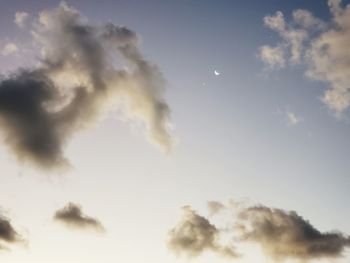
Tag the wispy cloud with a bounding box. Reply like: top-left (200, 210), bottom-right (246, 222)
top-left (0, 2), bottom-right (173, 170)
top-left (1, 43), bottom-right (18, 56)
top-left (262, 11), bottom-right (308, 64)
top-left (14, 12), bottom-right (29, 28)
top-left (286, 111), bottom-right (302, 126)
top-left (259, 45), bottom-right (285, 69)
top-left (207, 201), bottom-right (225, 217)
top-left (292, 9), bottom-right (326, 30)
top-left (260, 0), bottom-right (350, 116)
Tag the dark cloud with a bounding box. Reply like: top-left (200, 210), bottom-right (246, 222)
top-left (0, 70), bottom-right (67, 169)
top-left (0, 2), bottom-right (173, 170)
top-left (167, 206), bottom-right (239, 258)
top-left (168, 200), bottom-right (350, 262)
top-left (237, 205), bottom-right (350, 261)
top-left (54, 202), bottom-right (105, 232)
top-left (0, 214), bottom-right (24, 249)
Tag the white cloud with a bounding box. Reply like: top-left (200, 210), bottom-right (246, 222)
top-left (292, 9), bottom-right (325, 30)
top-left (260, 0), bottom-right (350, 116)
top-left (14, 12), bottom-right (29, 28)
top-left (259, 45), bottom-right (285, 69)
top-left (1, 43), bottom-right (18, 56)
top-left (286, 112), bottom-right (302, 126)
top-left (305, 0), bottom-right (350, 115)
top-left (263, 11), bottom-right (285, 31)
top-left (263, 11), bottom-right (308, 64)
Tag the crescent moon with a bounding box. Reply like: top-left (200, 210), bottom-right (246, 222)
top-left (214, 70), bottom-right (220, 76)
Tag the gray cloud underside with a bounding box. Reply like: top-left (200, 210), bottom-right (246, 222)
top-left (54, 202), bottom-right (104, 231)
top-left (168, 201), bottom-right (350, 262)
top-left (237, 205), bottom-right (350, 261)
top-left (0, 214), bottom-right (23, 249)
top-left (167, 205), bottom-right (239, 259)
top-left (0, 2), bottom-right (173, 170)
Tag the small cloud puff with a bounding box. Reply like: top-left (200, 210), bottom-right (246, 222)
top-left (1, 43), bottom-right (18, 56)
top-left (286, 111), bottom-right (302, 126)
top-left (14, 12), bottom-right (29, 28)
top-left (54, 202), bottom-right (105, 232)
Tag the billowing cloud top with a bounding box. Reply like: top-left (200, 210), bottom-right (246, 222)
top-left (54, 202), bottom-right (105, 232)
top-left (0, 2), bottom-right (173, 170)
top-left (168, 200), bottom-right (350, 262)
top-left (167, 206), bottom-right (239, 259)
top-left (237, 205), bottom-right (350, 261)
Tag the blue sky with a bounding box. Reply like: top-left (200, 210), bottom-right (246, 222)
top-left (0, 1), bottom-right (350, 263)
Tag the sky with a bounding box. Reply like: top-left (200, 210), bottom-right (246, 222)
top-left (0, 0), bottom-right (350, 263)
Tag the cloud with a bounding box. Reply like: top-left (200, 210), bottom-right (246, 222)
top-left (306, 0), bottom-right (350, 114)
top-left (286, 111), bottom-right (302, 126)
top-left (259, 45), bottom-right (285, 69)
top-left (263, 11), bottom-right (308, 64)
top-left (14, 12), bottom-right (29, 28)
top-left (207, 201), bottom-right (225, 216)
top-left (237, 205), bottom-right (350, 261)
top-left (264, 11), bottom-right (285, 32)
top-left (168, 200), bottom-right (350, 262)
top-left (0, 214), bottom-right (24, 250)
top-left (292, 9), bottom-right (325, 30)
top-left (260, 0), bottom-right (350, 116)
top-left (1, 43), bottom-right (18, 56)
top-left (167, 206), bottom-right (239, 258)
top-left (54, 202), bottom-right (105, 232)
top-left (0, 2), bottom-right (173, 170)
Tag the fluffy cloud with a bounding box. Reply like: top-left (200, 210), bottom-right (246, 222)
top-left (260, 0), bottom-right (350, 116)
top-left (262, 11), bottom-right (308, 64)
top-left (0, 213), bottom-right (24, 250)
top-left (14, 12), bottom-right (29, 28)
top-left (0, 2), bottom-right (173, 170)
top-left (306, 0), bottom-right (350, 114)
top-left (237, 205), bottom-right (350, 261)
top-left (54, 202), bottom-right (105, 232)
top-left (167, 206), bottom-right (238, 258)
top-left (1, 43), bottom-right (18, 56)
top-left (292, 9), bottom-right (325, 30)
top-left (259, 45), bottom-right (285, 69)
top-left (168, 200), bottom-right (350, 262)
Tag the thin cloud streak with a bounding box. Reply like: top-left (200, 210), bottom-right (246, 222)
top-left (286, 111), bottom-right (302, 126)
